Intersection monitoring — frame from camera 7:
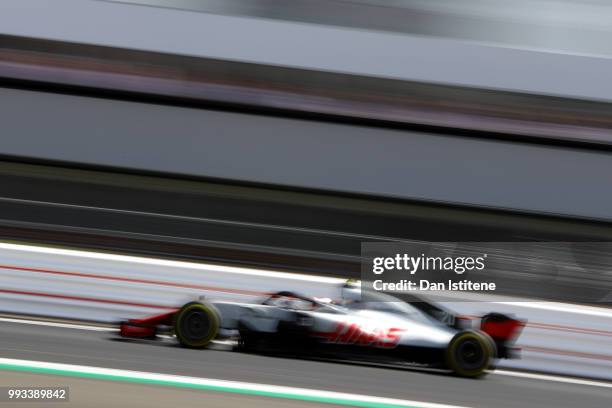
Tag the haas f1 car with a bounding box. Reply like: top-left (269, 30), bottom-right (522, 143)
top-left (119, 283), bottom-right (525, 377)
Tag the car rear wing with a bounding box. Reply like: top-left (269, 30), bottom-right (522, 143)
top-left (480, 313), bottom-right (526, 359)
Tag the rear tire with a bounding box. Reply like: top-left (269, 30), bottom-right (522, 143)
top-left (174, 302), bottom-right (220, 348)
top-left (446, 331), bottom-right (493, 377)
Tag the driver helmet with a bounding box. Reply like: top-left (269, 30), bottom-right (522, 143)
top-left (340, 279), bottom-right (362, 303)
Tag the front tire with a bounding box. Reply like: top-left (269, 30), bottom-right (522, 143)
top-left (446, 331), bottom-right (493, 377)
top-left (174, 302), bottom-right (220, 348)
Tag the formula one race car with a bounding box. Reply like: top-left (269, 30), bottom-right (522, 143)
top-left (119, 283), bottom-right (525, 377)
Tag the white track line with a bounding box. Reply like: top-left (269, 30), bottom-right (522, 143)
top-left (2, 241), bottom-right (611, 318)
top-left (0, 317), bottom-right (113, 331)
top-left (492, 369), bottom-right (612, 388)
top-left (0, 242), bottom-right (342, 283)
top-left (0, 358), bottom-right (467, 408)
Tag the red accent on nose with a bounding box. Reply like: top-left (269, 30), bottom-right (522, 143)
top-left (119, 323), bottom-right (156, 338)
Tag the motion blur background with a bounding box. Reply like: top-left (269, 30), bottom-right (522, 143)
top-left (0, 1), bottom-right (611, 407)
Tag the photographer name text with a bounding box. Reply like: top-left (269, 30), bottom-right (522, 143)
top-left (372, 279), bottom-right (496, 291)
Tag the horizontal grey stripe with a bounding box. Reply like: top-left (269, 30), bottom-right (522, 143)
top-left (3, 0), bottom-right (612, 101)
top-left (104, 0), bottom-right (612, 57)
top-left (1, 87), bottom-right (612, 221)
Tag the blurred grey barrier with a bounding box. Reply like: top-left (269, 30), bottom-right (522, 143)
top-left (3, 85), bottom-right (612, 222)
top-left (1, 160), bottom-right (612, 304)
top-left (104, 0), bottom-right (612, 57)
top-left (0, 242), bottom-right (610, 380)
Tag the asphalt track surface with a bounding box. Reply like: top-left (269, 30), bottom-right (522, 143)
top-left (0, 321), bottom-right (610, 408)
top-left (1, 371), bottom-right (340, 408)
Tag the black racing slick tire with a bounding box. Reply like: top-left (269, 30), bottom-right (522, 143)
top-left (446, 330), bottom-right (494, 378)
top-left (174, 302), bottom-right (220, 348)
